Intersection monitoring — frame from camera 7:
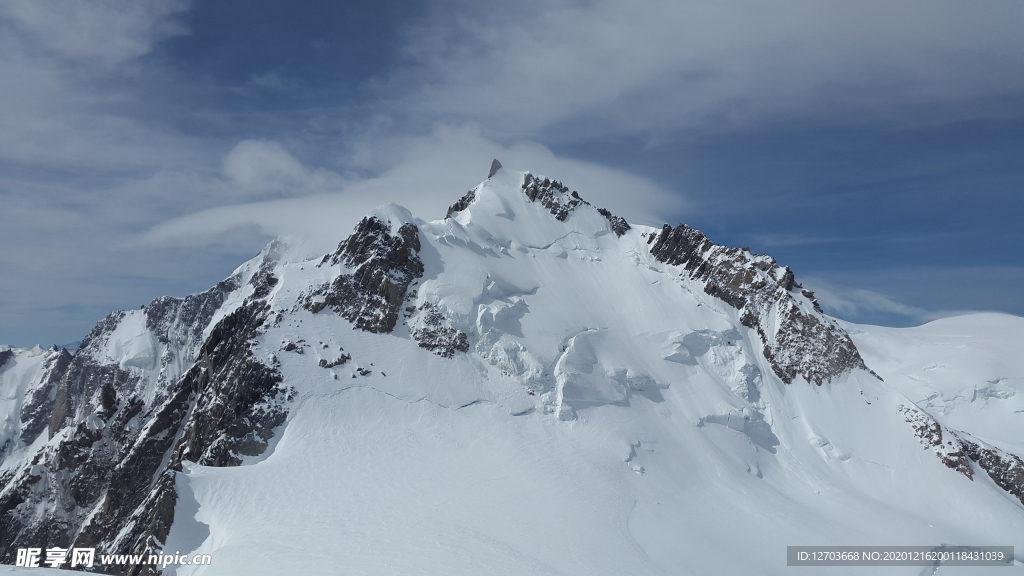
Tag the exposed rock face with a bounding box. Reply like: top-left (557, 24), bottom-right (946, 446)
top-left (5, 164), bottom-right (1018, 572)
top-left (898, 404), bottom-right (973, 478)
top-left (597, 208), bottom-right (631, 237)
top-left (488, 159), bottom-right (503, 179)
top-left (304, 216), bottom-right (425, 334)
top-left (302, 216), bottom-right (472, 355)
top-left (0, 279), bottom-right (287, 574)
top-left (521, 174), bottom-right (631, 236)
top-left (648, 223), bottom-right (868, 385)
top-left (962, 442), bottom-right (1024, 505)
top-left (170, 300), bottom-right (288, 468)
top-left (445, 189), bottom-right (476, 219)
top-left (523, 174), bottom-right (586, 222)
top-left (410, 302), bottom-right (470, 358)
top-left (899, 404), bottom-right (1024, 505)
top-left (445, 172), bottom-right (631, 236)
top-left (246, 240), bottom-right (284, 301)
top-left (19, 348), bottom-right (71, 449)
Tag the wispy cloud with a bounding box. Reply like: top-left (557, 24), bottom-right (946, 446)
top-left (1, 0), bottom-right (187, 67)
top-left (746, 234), bottom-right (849, 249)
top-left (802, 270), bottom-right (1023, 327)
top-left (1, 0), bottom-right (1021, 346)
top-left (221, 139), bottom-right (347, 199)
top-left (388, 0), bottom-right (1024, 139)
top-left (147, 124), bottom-right (677, 254)
top-left (803, 278), bottom-right (930, 322)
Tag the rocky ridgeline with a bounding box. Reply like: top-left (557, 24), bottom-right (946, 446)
top-left (522, 174), bottom-right (587, 222)
top-left (449, 168), bottom-right (859, 385)
top-left (305, 216), bottom-right (424, 334)
top-left (5, 162), bottom-right (1021, 572)
top-left (304, 216), bottom-right (472, 357)
top-left (899, 404), bottom-right (1024, 505)
top-left (444, 169), bottom-right (631, 237)
top-left (521, 173), bottom-right (631, 237)
top-left (0, 263), bottom-right (289, 575)
top-left (444, 188), bottom-right (476, 220)
top-left (898, 405), bottom-right (974, 477)
top-left (963, 442), bottom-right (1024, 505)
top-left (647, 223), bottom-right (868, 386)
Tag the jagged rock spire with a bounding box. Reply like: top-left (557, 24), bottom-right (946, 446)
top-left (488, 159), bottom-right (502, 179)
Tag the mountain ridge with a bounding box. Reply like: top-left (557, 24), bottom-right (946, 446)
top-left (0, 162), bottom-right (1021, 574)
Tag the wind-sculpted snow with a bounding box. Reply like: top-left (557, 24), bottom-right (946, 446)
top-left (648, 223), bottom-right (868, 385)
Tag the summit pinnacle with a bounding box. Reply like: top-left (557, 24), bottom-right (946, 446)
top-left (488, 159), bottom-right (502, 179)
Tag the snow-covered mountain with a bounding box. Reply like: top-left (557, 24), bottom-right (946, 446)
top-left (1, 163), bottom-right (1021, 575)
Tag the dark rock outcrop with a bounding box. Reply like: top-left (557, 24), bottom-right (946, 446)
top-left (410, 303), bottom-right (470, 358)
top-left (522, 174), bottom-right (587, 222)
top-left (445, 169), bottom-right (631, 236)
top-left (170, 300), bottom-right (288, 468)
top-left (649, 223), bottom-right (868, 385)
top-left (0, 282), bottom-right (287, 574)
top-left (304, 216), bottom-right (424, 334)
top-left (963, 441), bottom-right (1024, 505)
top-left (302, 215), bottom-right (472, 358)
top-left (319, 354), bottom-right (351, 368)
top-left (19, 348), bottom-right (72, 447)
top-left (597, 208), bottom-right (631, 236)
top-left (488, 159), bottom-right (502, 179)
top-left (899, 404), bottom-right (973, 478)
top-left (900, 404), bottom-right (1024, 505)
top-left (445, 189), bottom-right (477, 219)
top-left (520, 173), bottom-right (630, 236)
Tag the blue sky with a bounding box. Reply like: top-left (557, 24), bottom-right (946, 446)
top-left (1, 0), bottom-right (1022, 347)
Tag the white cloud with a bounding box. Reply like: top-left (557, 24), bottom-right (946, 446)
top-left (147, 124), bottom-right (678, 253)
top-left (391, 0), bottom-right (1024, 138)
top-left (222, 140), bottom-right (347, 198)
top-left (0, 0), bottom-right (187, 67)
top-left (800, 276), bottom-right (999, 326)
top-left (803, 278), bottom-right (928, 321)
top-left (3, 0), bottom-right (1021, 345)
top-left (0, 0), bottom-right (199, 170)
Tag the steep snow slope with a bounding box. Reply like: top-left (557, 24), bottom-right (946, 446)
top-left (2, 166), bottom-right (1021, 575)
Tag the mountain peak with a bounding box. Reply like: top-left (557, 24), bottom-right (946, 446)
top-left (488, 158), bottom-right (502, 178)
top-left (4, 166), bottom-right (1019, 574)
top-left (445, 168), bottom-right (631, 242)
